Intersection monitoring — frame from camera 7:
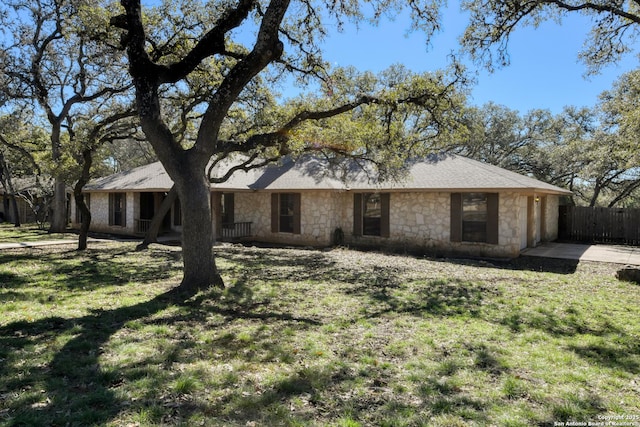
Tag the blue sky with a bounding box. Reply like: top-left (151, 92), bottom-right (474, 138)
top-left (312, 7), bottom-right (638, 114)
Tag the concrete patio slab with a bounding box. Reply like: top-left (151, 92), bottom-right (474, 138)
top-left (521, 242), bottom-right (640, 265)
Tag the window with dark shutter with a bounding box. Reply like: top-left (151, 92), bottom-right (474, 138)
top-left (363, 193), bottom-right (381, 236)
top-left (353, 194), bottom-right (362, 237)
top-left (109, 193), bottom-right (126, 226)
top-left (450, 193), bottom-right (462, 242)
top-left (271, 193), bottom-right (301, 234)
top-left (354, 193), bottom-right (390, 238)
top-left (462, 193), bottom-right (488, 242)
top-left (451, 192), bottom-right (499, 244)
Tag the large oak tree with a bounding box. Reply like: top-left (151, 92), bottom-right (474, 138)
top-left (110, 0), bottom-right (466, 293)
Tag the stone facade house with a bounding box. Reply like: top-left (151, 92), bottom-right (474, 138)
top-left (73, 154), bottom-right (571, 258)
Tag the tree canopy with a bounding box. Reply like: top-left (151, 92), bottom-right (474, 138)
top-left (462, 0), bottom-right (640, 74)
top-left (109, 0), bottom-right (468, 292)
top-left (0, 0), bottom-right (133, 232)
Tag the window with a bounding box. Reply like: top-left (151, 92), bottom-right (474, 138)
top-left (462, 193), bottom-right (488, 242)
top-left (450, 193), bottom-right (498, 244)
top-left (353, 193), bottom-right (390, 237)
top-left (109, 193), bottom-right (126, 226)
top-left (279, 193), bottom-right (295, 232)
top-left (271, 193), bottom-right (301, 234)
top-left (363, 193), bottom-right (382, 236)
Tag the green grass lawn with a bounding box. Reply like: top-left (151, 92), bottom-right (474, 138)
top-left (0, 223), bottom-right (75, 243)
top-left (0, 241), bottom-right (638, 426)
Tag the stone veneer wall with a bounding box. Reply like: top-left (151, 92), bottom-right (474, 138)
top-left (70, 189), bottom-right (561, 258)
top-left (233, 190), bottom-right (533, 258)
top-left (543, 195), bottom-right (560, 241)
top-left (496, 192), bottom-right (523, 257)
top-left (233, 190), bottom-right (344, 246)
top-left (342, 191), bottom-right (523, 258)
top-left (71, 192), bottom-right (136, 235)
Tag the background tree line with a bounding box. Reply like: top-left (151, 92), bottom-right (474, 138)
top-left (3, 66), bottom-right (639, 231)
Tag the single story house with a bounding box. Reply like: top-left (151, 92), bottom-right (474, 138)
top-left (73, 154), bottom-right (571, 258)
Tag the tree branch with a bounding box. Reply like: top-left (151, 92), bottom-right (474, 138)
top-left (116, 0), bottom-right (256, 84)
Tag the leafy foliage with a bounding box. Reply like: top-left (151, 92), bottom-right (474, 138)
top-left (461, 0), bottom-right (640, 74)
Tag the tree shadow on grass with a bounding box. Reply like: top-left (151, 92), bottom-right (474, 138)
top-left (569, 341), bottom-right (640, 374)
top-left (1, 288), bottom-right (181, 426)
top-left (218, 246), bottom-right (499, 321)
top-left (0, 244), bottom-right (629, 425)
top-left (0, 244), bottom-right (329, 426)
top-left (499, 306), bottom-right (626, 338)
top-left (1, 282), bottom-right (326, 426)
top-left (0, 245), bottom-right (182, 299)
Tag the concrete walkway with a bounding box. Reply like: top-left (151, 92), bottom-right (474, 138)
top-left (0, 237), bottom-right (116, 250)
top-left (0, 234), bottom-right (180, 250)
top-left (0, 239), bottom-right (73, 249)
top-left (522, 242), bottom-right (640, 265)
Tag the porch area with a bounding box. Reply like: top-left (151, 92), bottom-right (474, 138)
top-left (218, 221), bottom-right (253, 241)
top-left (134, 220), bottom-right (253, 241)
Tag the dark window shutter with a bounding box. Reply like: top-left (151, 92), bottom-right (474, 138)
top-left (450, 193), bottom-right (462, 242)
top-left (353, 193), bottom-right (362, 236)
top-left (271, 193), bottom-right (279, 233)
top-left (122, 194), bottom-right (126, 227)
top-left (487, 193), bottom-right (499, 244)
top-left (225, 193), bottom-right (235, 225)
top-left (380, 193), bottom-right (390, 238)
top-left (293, 193), bottom-right (301, 234)
top-left (108, 193), bottom-right (114, 226)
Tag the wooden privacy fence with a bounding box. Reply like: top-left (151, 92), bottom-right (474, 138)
top-left (559, 206), bottom-right (640, 245)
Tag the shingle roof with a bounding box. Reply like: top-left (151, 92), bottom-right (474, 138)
top-left (84, 161), bottom-right (173, 192)
top-left (347, 155), bottom-right (572, 194)
top-left (84, 154), bottom-right (571, 195)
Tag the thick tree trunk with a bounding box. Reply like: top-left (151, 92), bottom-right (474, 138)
top-left (136, 185), bottom-right (178, 251)
top-left (173, 172), bottom-right (223, 292)
top-left (50, 178), bottom-right (67, 232)
top-left (74, 148), bottom-right (94, 251)
top-left (75, 193), bottom-right (91, 250)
